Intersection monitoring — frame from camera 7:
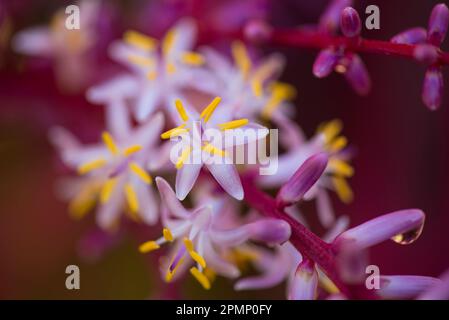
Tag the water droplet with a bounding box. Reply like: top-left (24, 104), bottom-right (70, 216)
top-left (391, 224), bottom-right (424, 245)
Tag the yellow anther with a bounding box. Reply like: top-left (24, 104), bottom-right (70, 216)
top-left (124, 145), bottom-right (142, 156)
top-left (218, 118), bottom-right (249, 131)
top-left (78, 159), bottom-right (107, 175)
top-left (328, 159), bottom-right (354, 177)
top-left (183, 237), bottom-right (194, 252)
top-left (129, 162), bottom-right (153, 184)
top-left (251, 80), bottom-right (263, 97)
top-left (231, 41), bottom-right (251, 78)
top-left (329, 136), bottom-right (348, 152)
top-left (332, 176), bottom-right (354, 204)
top-left (100, 178), bottom-right (117, 204)
top-left (190, 267), bottom-right (211, 290)
top-left (163, 228), bottom-right (174, 242)
top-left (139, 241), bottom-right (160, 253)
top-left (203, 268), bottom-right (216, 283)
top-left (102, 132), bottom-right (119, 156)
top-left (189, 251), bottom-right (207, 269)
top-left (162, 28), bottom-right (176, 56)
top-left (127, 55), bottom-right (155, 67)
top-left (124, 183), bottom-right (139, 213)
top-left (147, 71), bottom-right (158, 81)
top-left (176, 146), bottom-right (192, 169)
top-left (124, 30), bottom-right (157, 51)
top-left (200, 97), bottom-right (221, 123)
top-left (175, 99), bottom-right (189, 122)
top-left (319, 274), bottom-right (340, 294)
top-left (320, 119), bottom-right (343, 143)
top-left (262, 82), bottom-right (297, 119)
top-left (181, 52), bottom-right (205, 66)
top-left (202, 143), bottom-right (226, 157)
top-left (161, 125), bottom-right (188, 140)
top-left (165, 257), bottom-right (184, 283)
top-left (166, 63), bottom-right (176, 74)
top-left (68, 182), bottom-right (99, 219)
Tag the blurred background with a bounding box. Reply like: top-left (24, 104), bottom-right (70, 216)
top-left (0, 0), bottom-right (448, 299)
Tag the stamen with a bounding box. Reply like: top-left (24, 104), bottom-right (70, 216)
top-left (129, 162), bottom-right (153, 184)
top-left (124, 30), bottom-right (157, 51)
top-left (175, 99), bottom-right (189, 122)
top-left (218, 118), bottom-right (249, 131)
top-left (190, 251), bottom-right (207, 269)
top-left (102, 132), bottom-right (119, 156)
top-left (320, 119), bottom-right (343, 143)
top-left (176, 146), bottom-right (192, 169)
top-left (231, 41), bottom-right (251, 78)
top-left (190, 267), bottom-right (211, 290)
top-left (161, 124), bottom-right (188, 140)
top-left (203, 268), bottom-right (216, 283)
top-left (200, 97), bottom-right (221, 123)
top-left (331, 176), bottom-right (354, 203)
top-left (202, 143), bottom-right (226, 157)
top-left (163, 228), bottom-right (174, 242)
top-left (124, 145), bottom-right (143, 156)
top-left (100, 178), bottom-right (117, 203)
top-left (181, 52), bottom-right (205, 66)
top-left (183, 237), bottom-right (194, 252)
top-left (162, 28), bottom-right (176, 56)
top-left (328, 159), bottom-right (354, 177)
top-left (78, 159), bottom-right (107, 175)
top-left (68, 183), bottom-right (99, 219)
top-left (124, 183), bottom-right (139, 213)
top-left (251, 80), bottom-right (263, 97)
top-left (139, 241), bottom-right (160, 253)
top-left (127, 55), bottom-right (155, 67)
top-left (147, 71), bottom-right (158, 81)
top-left (329, 136), bottom-right (348, 152)
top-left (165, 257), bottom-right (184, 283)
top-left (261, 82), bottom-right (296, 119)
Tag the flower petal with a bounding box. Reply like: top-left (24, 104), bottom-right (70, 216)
top-left (175, 162), bottom-right (202, 201)
top-left (206, 163), bottom-right (244, 200)
top-left (378, 275), bottom-right (441, 299)
top-left (289, 260), bottom-right (318, 300)
top-left (156, 177), bottom-right (189, 218)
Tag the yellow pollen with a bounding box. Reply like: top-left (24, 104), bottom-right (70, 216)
top-left (190, 267), bottom-right (211, 290)
top-left (166, 63), bottom-right (176, 74)
top-left (100, 178), bottom-right (117, 204)
top-left (78, 159), bottom-right (107, 175)
top-left (162, 28), bottom-right (176, 56)
top-left (165, 257), bottom-right (184, 283)
top-left (181, 52), bottom-right (205, 66)
top-left (68, 182), bottom-right (99, 219)
top-left (161, 125), bottom-right (188, 140)
top-left (329, 136), bottom-right (348, 152)
top-left (183, 237), bottom-right (194, 252)
top-left (129, 162), bottom-right (153, 184)
top-left (202, 143), bottom-right (226, 157)
top-left (124, 145), bottom-right (143, 156)
top-left (147, 71), bottom-right (158, 81)
top-left (251, 80), bottom-right (263, 97)
top-left (139, 241), bottom-right (160, 253)
top-left (175, 99), bottom-right (189, 122)
top-left (176, 146), bottom-right (192, 169)
top-left (231, 41), bottom-right (251, 78)
top-left (200, 97), bottom-right (221, 123)
top-left (218, 118), bottom-right (249, 131)
top-left (320, 119), bottom-right (343, 143)
top-left (328, 159), bottom-right (354, 177)
top-left (124, 183), bottom-right (139, 213)
top-left (124, 30), bottom-right (157, 51)
top-left (189, 251), bottom-right (207, 269)
top-left (102, 132), bottom-right (119, 156)
top-left (127, 55), bottom-right (155, 67)
top-left (332, 176), bottom-right (354, 204)
top-left (163, 228), bottom-right (174, 242)
top-left (261, 82), bottom-right (296, 119)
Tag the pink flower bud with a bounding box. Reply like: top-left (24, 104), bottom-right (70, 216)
top-left (276, 153), bottom-right (328, 207)
top-left (319, 0), bottom-right (353, 34)
top-left (427, 3), bottom-right (449, 46)
top-left (313, 48), bottom-right (339, 78)
top-left (390, 27), bottom-right (427, 45)
top-left (340, 7), bottom-right (361, 38)
top-left (344, 54), bottom-right (371, 96)
top-left (289, 260), bottom-right (318, 300)
top-left (243, 19), bottom-right (272, 44)
top-left (413, 44), bottom-right (439, 64)
top-left (422, 66), bottom-right (444, 111)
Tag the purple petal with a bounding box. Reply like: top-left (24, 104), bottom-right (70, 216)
top-left (418, 269), bottom-right (449, 300)
top-left (206, 163), bottom-right (244, 200)
top-left (422, 66), bottom-right (444, 111)
top-left (313, 49), bottom-right (339, 78)
top-left (344, 54), bottom-right (371, 96)
top-left (379, 275), bottom-right (441, 299)
top-left (427, 3), bottom-right (449, 46)
top-left (390, 27), bottom-right (427, 45)
top-left (340, 7), bottom-right (361, 38)
top-left (316, 189), bottom-right (336, 228)
top-left (13, 27), bottom-right (54, 57)
top-left (156, 177), bottom-right (189, 218)
top-left (289, 260), bottom-right (318, 300)
top-left (175, 162), bottom-right (202, 201)
top-left (276, 153), bottom-right (328, 207)
top-left (334, 209), bottom-right (425, 251)
top-left (319, 0), bottom-right (353, 33)
top-left (135, 182), bottom-right (158, 225)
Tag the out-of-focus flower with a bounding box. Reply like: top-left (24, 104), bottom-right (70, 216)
top-left (139, 178), bottom-right (291, 290)
top-left (109, 18), bottom-right (209, 122)
top-left (260, 118), bottom-right (354, 227)
top-left (50, 109), bottom-right (164, 229)
top-left (161, 96), bottom-right (268, 200)
top-left (418, 269), bottom-right (449, 300)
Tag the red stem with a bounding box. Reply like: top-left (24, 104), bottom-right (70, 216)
top-left (268, 28), bottom-right (449, 66)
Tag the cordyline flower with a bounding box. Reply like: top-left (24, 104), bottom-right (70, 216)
top-left (259, 118), bottom-right (354, 227)
top-left (200, 42), bottom-right (296, 120)
top-left (138, 177), bottom-right (291, 290)
top-left (50, 106), bottom-right (164, 229)
top-left (109, 18), bottom-right (211, 122)
top-left (161, 96), bottom-right (269, 200)
top-left (12, 0), bottom-right (101, 91)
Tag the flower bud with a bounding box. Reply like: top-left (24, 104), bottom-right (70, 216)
top-left (422, 66), bottom-right (443, 111)
top-left (313, 48), bottom-right (339, 78)
top-left (427, 3), bottom-right (449, 46)
top-left (390, 27), bottom-right (427, 45)
top-left (340, 7), bottom-right (361, 38)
